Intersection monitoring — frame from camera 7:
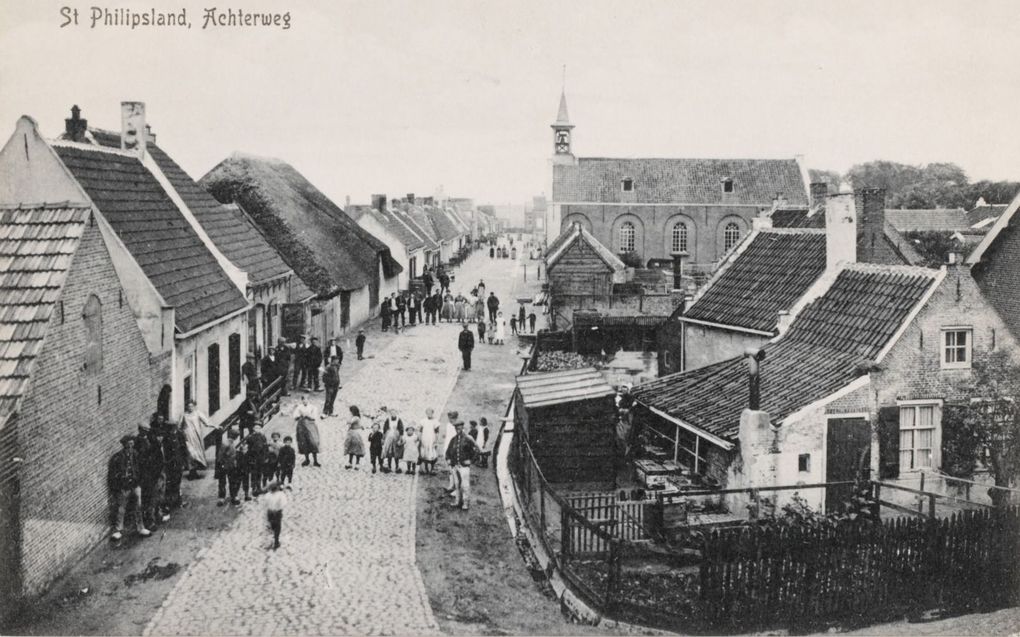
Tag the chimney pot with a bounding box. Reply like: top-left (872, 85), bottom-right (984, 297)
top-left (371, 194), bottom-right (387, 212)
top-left (64, 105), bottom-right (88, 142)
top-left (407, 193), bottom-right (415, 204)
top-left (825, 193), bottom-right (857, 271)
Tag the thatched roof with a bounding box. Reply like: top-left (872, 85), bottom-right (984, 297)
top-left (200, 154), bottom-right (400, 295)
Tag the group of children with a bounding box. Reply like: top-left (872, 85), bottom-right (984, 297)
top-left (215, 424), bottom-right (297, 507)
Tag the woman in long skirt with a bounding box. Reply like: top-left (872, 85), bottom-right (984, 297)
top-left (495, 311), bottom-right (506, 345)
top-left (344, 405), bottom-right (366, 470)
top-left (293, 394), bottom-right (321, 467)
top-left (440, 292), bottom-right (454, 322)
top-left (419, 408), bottom-right (440, 474)
top-left (454, 293), bottom-right (465, 322)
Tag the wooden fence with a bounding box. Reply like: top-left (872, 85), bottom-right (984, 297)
top-left (566, 493), bottom-right (650, 551)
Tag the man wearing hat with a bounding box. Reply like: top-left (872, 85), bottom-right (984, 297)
top-left (293, 336), bottom-right (309, 390)
top-left (138, 422), bottom-right (170, 529)
top-left (275, 339), bottom-right (291, 396)
top-left (242, 353), bottom-right (260, 396)
top-left (445, 420), bottom-right (481, 510)
top-left (306, 337), bottom-right (324, 392)
top-left (355, 329), bottom-right (366, 360)
top-left (261, 347), bottom-right (280, 390)
top-left (457, 323), bottom-right (475, 371)
top-left (108, 434), bottom-right (151, 540)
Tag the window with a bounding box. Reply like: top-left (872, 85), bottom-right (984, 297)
top-left (798, 454), bottom-right (811, 472)
top-left (228, 333), bottom-right (241, 398)
top-left (618, 222), bottom-right (636, 253)
top-left (722, 178), bottom-right (734, 193)
top-left (409, 256), bottom-right (417, 280)
top-left (671, 222), bottom-right (688, 253)
top-left (899, 403), bottom-right (940, 471)
top-left (941, 328), bottom-right (973, 369)
top-left (723, 222), bottom-right (741, 252)
top-left (207, 343), bottom-right (221, 415)
top-left (82, 294), bottom-right (103, 375)
top-left (621, 178), bottom-right (634, 192)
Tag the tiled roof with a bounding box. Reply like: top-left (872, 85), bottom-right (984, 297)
top-left (52, 143), bottom-right (248, 333)
top-left (350, 205), bottom-right (427, 252)
top-left (0, 204), bottom-right (89, 420)
top-left (200, 155), bottom-right (400, 295)
top-left (404, 207), bottom-right (440, 244)
top-left (885, 208), bottom-right (969, 232)
top-left (969, 191), bottom-right (1020, 340)
top-left (571, 158), bottom-right (808, 206)
top-left (546, 223), bottom-right (626, 272)
top-left (771, 207), bottom-right (825, 229)
top-left (683, 229), bottom-right (827, 333)
top-left (191, 203), bottom-right (293, 287)
top-left (425, 205), bottom-right (462, 242)
top-left (634, 265), bottom-right (938, 440)
top-left (967, 204), bottom-right (1007, 228)
top-left (391, 208), bottom-right (438, 250)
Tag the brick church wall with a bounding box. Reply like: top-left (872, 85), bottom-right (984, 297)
top-left (16, 222), bottom-right (169, 596)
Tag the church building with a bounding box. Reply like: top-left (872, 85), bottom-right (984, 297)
top-left (549, 92), bottom-right (810, 274)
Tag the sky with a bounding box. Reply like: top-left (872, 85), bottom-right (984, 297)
top-left (2, 0), bottom-right (1019, 208)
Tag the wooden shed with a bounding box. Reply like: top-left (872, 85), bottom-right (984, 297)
top-left (514, 367), bottom-right (618, 486)
top-left (545, 222), bottom-right (628, 296)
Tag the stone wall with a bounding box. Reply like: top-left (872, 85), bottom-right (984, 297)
top-left (682, 322), bottom-right (769, 371)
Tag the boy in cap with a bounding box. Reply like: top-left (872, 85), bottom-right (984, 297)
top-left (108, 434), bottom-right (151, 540)
top-left (263, 480), bottom-right (287, 550)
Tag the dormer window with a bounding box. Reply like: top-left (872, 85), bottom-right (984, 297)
top-left (722, 178), bottom-right (734, 193)
top-left (621, 178), bottom-right (634, 192)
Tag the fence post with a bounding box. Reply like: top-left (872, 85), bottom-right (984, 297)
top-left (560, 507), bottom-right (570, 560)
top-left (605, 539), bottom-right (620, 613)
top-left (871, 482), bottom-right (881, 520)
top-left (928, 493), bottom-right (937, 519)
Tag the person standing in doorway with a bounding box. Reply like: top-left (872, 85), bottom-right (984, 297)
top-left (276, 339), bottom-right (291, 396)
top-left (293, 337), bottom-right (309, 390)
top-left (458, 323), bottom-right (475, 371)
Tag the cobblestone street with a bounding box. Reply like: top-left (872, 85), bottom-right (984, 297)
top-left (145, 248), bottom-right (530, 636)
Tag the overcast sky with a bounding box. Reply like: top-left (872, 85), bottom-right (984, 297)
top-left (2, 0), bottom-right (1018, 206)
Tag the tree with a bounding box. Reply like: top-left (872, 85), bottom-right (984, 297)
top-left (961, 349), bottom-right (1020, 507)
top-left (808, 169), bottom-right (841, 191)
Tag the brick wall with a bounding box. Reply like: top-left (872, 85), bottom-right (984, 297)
top-left (16, 222), bottom-right (169, 596)
top-left (559, 204), bottom-right (756, 265)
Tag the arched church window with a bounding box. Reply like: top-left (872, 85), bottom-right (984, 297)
top-left (671, 222), bottom-right (688, 253)
top-left (723, 222), bottom-right (741, 253)
top-left (82, 294), bottom-right (103, 375)
top-left (619, 222), bottom-right (636, 253)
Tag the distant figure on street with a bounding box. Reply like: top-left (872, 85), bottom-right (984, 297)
top-left (381, 298), bottom-right (392, 331)
top-left (345, 405), bottom-right (366, 470)
top-left (510, 315), bottom-right (518, 335)
top-left (368, 423), bottom-right (384, 474)
top-left (402, 425), bottom-right (420, 474)
top-left (356, 329), bottom-right (366, 360)
top-left (476, 319), bottom-right (486, 345)
top-left (477, 280), bottom-right (486, 298)
top-left (275, 339), bottom-right (291, 396)
top-left (486, 292), bottom-right (500, 324)
top-left (518, 304), bottom-right (526, 329)
top-left (263, 481), bottom-right (286, 550)
top-left (489, 246), bottom-right (494, 258)
top-left (293, 337), bottom-right (309, 389)
top-left (325, 337), bottom-right (343, 365)
top-left (528, 312), bottom-right (537, 334)
top-left (261, 347), bottom-right (280, 389)
top-left (495, 311), bottom-right (506, 345)
top-left (422, 269), bottom-right (434, 296)
top-left (419, 408), bottom-right (441, 475)
top-left (322, 356), bottom-right (341, 417)
top-left (278, 436), bottom-right (296, 487)
top-left (243, 354), bottom-right (260, 396)
top-left (306, 337), bottom-right (323, 391)
top-left (458, 323), bottom-right (475, 371)
top-left (215, 429), bottom-right (243, 507)
top-left (439, 271), bottom-right (451, 293)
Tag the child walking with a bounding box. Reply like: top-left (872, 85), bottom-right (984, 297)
top-left (263, 481), bottom-right (286, 551)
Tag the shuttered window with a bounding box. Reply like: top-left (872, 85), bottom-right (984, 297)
top-left (228, 333), bottom-right (241, 398)
top-left (899, 403), bottom-right (940, 471)
top-left (207, 343), bottom-right (220, 415)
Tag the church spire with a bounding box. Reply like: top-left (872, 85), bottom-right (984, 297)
top-left (555, 90), bottom-right (570, 125)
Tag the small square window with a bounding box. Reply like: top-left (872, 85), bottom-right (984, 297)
top-left (622, 178), bottom-right (634, 192)
top-left (798, 454), bottom-right (811, 472)
top-left (941, 328), bottom-right (972, 369)
top-left (722, 179), bottom-right (734, 193)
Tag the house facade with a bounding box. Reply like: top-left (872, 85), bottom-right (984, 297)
top-left (548, 91), bottom-right (810, 271)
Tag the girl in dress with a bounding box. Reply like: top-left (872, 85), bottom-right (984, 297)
top-left (454, 293), bottom-right (465, 322)
top-left (344, 405), bottom-right (366, 470)
top-left (402, 425), bottom-right (420, 475)
top-left (440, 292), bottom-right (454, 323)
top-left (495, 311), bottom-right (506, 345)
top-left (418, 408), bottom-right (440, 475)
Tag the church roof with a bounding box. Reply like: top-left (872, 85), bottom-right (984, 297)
top-left (567, 157), bottom-right (808, 206)
top-left (554, 91), bottom-right (571, 126)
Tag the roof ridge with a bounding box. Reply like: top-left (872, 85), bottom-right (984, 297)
top-left (49, 138), bottom-right (138, 159)
top-left (0, 202), bottom-right (91, 210)
top-left (578, 156), bottom-right (801, 163)
top-left (759, 227), bottom-right (826, 235)
top-left (842, 261), bottom-right (941, 278)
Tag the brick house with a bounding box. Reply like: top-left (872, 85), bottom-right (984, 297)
top-left (349, 196), bottom-right (437, 288)
top-left (200, 154), bottom-right (403, 336)
top-left (548, 91), bottom-right (809, 272)
top-left (632, 255), bottom-right (1019, 513)
top-left (0, 202), bottom-right (173, 616)
top-left (0, 107), bottom-right (252, 429)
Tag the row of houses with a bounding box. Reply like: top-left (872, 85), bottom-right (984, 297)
top-left (0, 101), bottom-right (478, 610)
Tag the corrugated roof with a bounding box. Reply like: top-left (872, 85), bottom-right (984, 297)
top-left (200, 154), bottom-right (400, 295)
top-left (516, 367), bottom-right (616, 409)
top-left (0, 204), bottom-right (89, 421)
top-left (634, 265), bottom-right (939, 440)
top-left (684, 230), bottom-right (827, 333)
top-left (885, 208), bottom-right (969, 233)
top-left (52, 142), bottom-right (248, 333)
top-left (569, 158), bottom-right (808, 206)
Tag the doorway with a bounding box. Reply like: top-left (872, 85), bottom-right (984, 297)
top-left (825, 417), bottom-right (871, 514)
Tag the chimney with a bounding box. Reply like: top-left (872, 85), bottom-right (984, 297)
top-left (144, 123), bottom-right (156, 144)
top-left (825, 193), bottom-right (857, 271)
top-left (64, 105), bottom-right (88, 142)
top-left (423, 196), bottom-right (434, 206)
top-left (407, 193), bottom-right (416, 205)
top-left (120, 101), bottom-right (146, 157)
top-left (776, 310), bottom-right (793, 334)
top-left (391, 198), bottom-right (401, 209)
top-left (743, 348), bottom-right (766, 411)
top-left (345, 195), bottom-right (351, 208)
top-left (752, 212), bottom-right (773, 231)
top-left (670, 251), bottom-right (688, 291)
top-left (854, 188), bottom-right (886, 264)
top-left (371, 194), bottom-right (387, 212)
top-left (809, 182), bottom-right (828, 209)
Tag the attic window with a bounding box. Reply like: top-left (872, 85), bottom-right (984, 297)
top-left (722, 178), bottom-right (734, 193)
top-left (621, 178), bottom-right (634, 192)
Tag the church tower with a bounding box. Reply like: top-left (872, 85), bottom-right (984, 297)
top-left (551, 90), bottom-right (575, 165)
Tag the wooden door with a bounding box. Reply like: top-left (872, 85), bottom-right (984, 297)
top-left (207, 343), bottom-right (221, 415)
top-left (826, 417), bottom-right (870, 514)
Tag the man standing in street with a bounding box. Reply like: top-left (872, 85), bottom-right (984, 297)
top-left (307, 337), bottom-right (323, 391)
top-left (261, 347), bottom-right (280, 390)
top-left (445, 420), bottom-right (479, 510)
top-left (322, 356), bottom-right (341, 417)
top-left (486, 292), bottom-right (500, 324)
top-left (422, 268), bottom-right (434, 296)
top-left (396, 292), bottom-right (407, 328)
top-left (108, 434), bottom-right (151, 540)
top-left (275, 339), bottom-right (291, 396)
top-left (325, 337), bottom-right (343, 366)
top-left (439, 270), bottom-right (450, 294)
top-left (458, 323), bottom-right (475, 371)
top-left (293, 336), bottom-right (308, 390)
top-left (407, 292), bottom-right (419, 326)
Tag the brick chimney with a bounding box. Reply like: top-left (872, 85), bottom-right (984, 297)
top-left (854, 188), bottom-right (886, 264)
top-left (406, 193), bottom-right (415, 205)
top-left (120, 101), bottom-right (146, 157)
top-left (825, 193), bottom-right (857, 271)
top-left (809, 182), bottom-right (828, 209)
top-left (64, 105), bottom-right (88, 142)
top-left (744, 348), bottom-right (766, 411)
top-left (371, 194), bottom-right (387, 212)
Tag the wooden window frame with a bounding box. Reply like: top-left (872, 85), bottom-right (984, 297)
top-left (940, 327), bottom-right (973, 369)
top-left (723, 222), bottom-right (741, 253)
top-left (618, 221), bottom-right (636, 253)
top-left (671, 222), bottom-right (688, 254)
top-left (897, 400), bottom-right (943, 472)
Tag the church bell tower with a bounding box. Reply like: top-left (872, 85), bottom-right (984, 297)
top-left (551, 90), bottom-right (575, 164)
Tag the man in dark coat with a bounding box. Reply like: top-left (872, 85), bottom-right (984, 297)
top-left (396, 293), bottom-right (407, 327)
top-left (242, 354), bottom-right (261, 397)
top-left (458, 323), bottom-right (475, 371)
top-left (422, 269), bottom-right (434, 296)
top-left (293, 337), bottom-right (308, 389)
top-left (161, 414), bottom-right (186, 510)
top-left (306, 337), bottom-right (323, 391)
top-left (261, 347), bottom-right (280, 388)
top-left (381, 299), bottom-right (391, 331)
top-left (138, 423), bottom-right (169, 529)
top-left (486, 292), bottom-right (500, 324)
top-left (324, 337), bottom-right (343, 365)
top-left (108, 435), bottom-right (150, 540)
top-left (439, 271), bottom-right (450, 294)
top-left (275, 339), bottom-right (291, 396)
top-left (322, 356), bottom-right (341, 417)
top-left (407, 293), bottom-right (419, 326)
